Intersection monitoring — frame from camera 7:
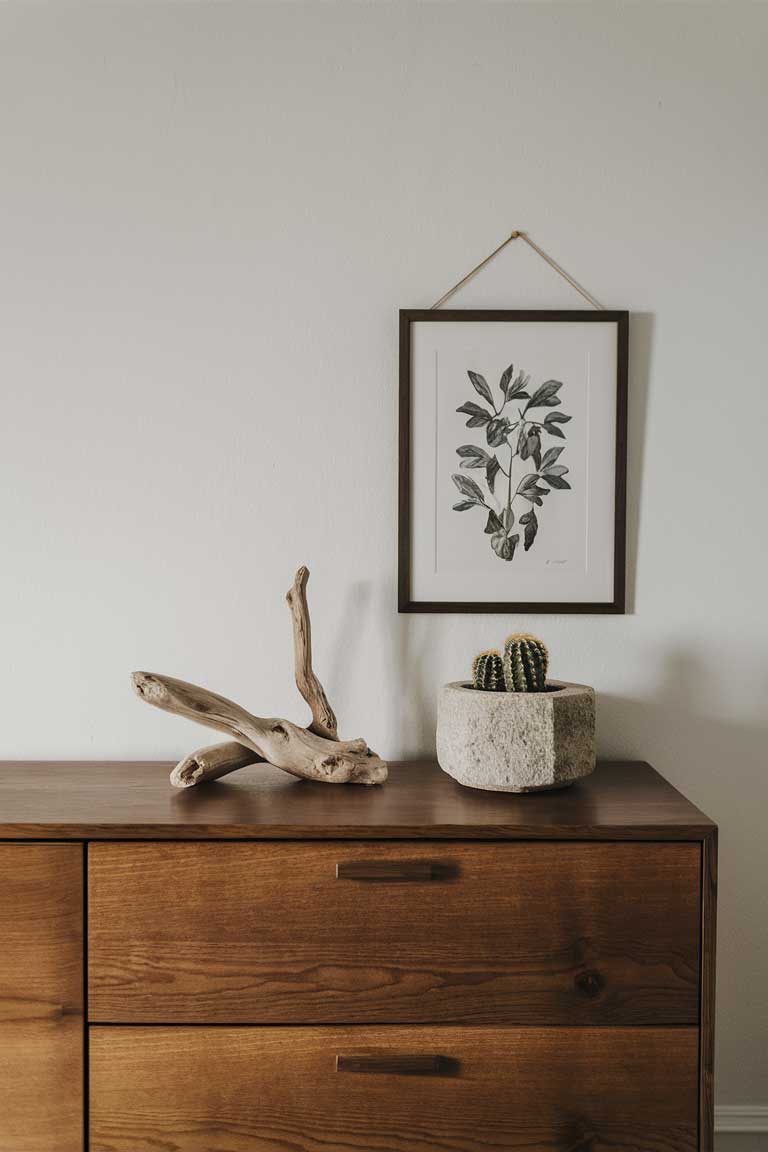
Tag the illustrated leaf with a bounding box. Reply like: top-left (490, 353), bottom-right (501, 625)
top-left (520, 508), bottom-right (538, 551)
top-left (486, 455), bottom-right (501, 494)
top-left (498, 366), bottom-right (528, 402)
top-left (541, 473), bottom-right (571, 489)
top-left (490, 530), bottom-right (519, 561)
top-left (457, 401), bottom-right (491, 428)
top-left (486, 417), bottom-right (510, 448)
top-left (457, 444), bottom-right (491, 458)
top-left (452, 473), bottom-right (484, 502)
top-left (510, 370), bottom-right (531, 399)
top-left (517, 472), bottom-right (542, 494)
top-left (468, 370), bottom-right (494, 406)
top-left (515, 423), bottom-right (540, 467)
top-left (519, 483), bottom-right (550, 506)
top-left (484, 509), bottom-right (503, 534)
top-left (525, 380), bottom-right (563, 411)
top-left (490, 531), bottom-right (507, 557)
top-left (453, 500), bottom-right (478, 511)
top-left (501, 507), bottom-right (515, 530)
top-left (540, 446), bottom-right (564, 471)
top-left (542, 463), bottom-right (568, 477)
top-left (457, 444), bottom-right (492, 469)
top-left (543, 412), bottom-right (571, 438)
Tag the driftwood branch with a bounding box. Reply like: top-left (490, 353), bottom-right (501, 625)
top-left (134, 671), bottom-right (387, 785)
top-left (137, 564), bottom-right (386, 789)
top-left (169, 741), bottom-right (264, 789)
top-left (286, 566), bottom-right (338, 740)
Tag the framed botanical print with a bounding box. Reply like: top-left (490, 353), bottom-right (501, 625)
top-left (398, 309), bottom-right (628, 613)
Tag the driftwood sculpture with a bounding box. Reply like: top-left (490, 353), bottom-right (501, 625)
top-left (132, 567), bottom-right (387, 789)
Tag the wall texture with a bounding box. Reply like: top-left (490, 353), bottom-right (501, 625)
top-left (1, 0), bottom-right (766, 1120)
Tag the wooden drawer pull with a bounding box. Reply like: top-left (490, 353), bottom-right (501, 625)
top-left (336, 1054), bottom-right (446, 1076)
top-left (335, 860), bottom-right (437, 881)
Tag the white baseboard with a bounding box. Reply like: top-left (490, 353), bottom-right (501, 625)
top-left (716, 1107), bottom-right (768, 1133)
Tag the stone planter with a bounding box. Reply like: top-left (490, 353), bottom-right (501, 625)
top-left (436, 680), bottom-right (595, 793)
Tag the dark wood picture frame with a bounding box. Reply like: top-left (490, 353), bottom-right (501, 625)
top-left (398, 309), bottom-right (629, 614)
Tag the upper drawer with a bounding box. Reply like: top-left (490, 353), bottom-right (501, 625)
top-left (88, 840), bottom-right (700, 1024)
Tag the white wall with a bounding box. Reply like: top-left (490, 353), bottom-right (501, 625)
top-left (1, 0), bottom-right (766, 1118)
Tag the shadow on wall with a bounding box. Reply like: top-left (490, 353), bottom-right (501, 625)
top-left (599, 645), bottom-right (768, 1099)
top-left (326, 578), bottom-right (438, 756)
top-left (625, 312), bottom-right (654, 614)
top-left (380, 312), bottom-right (658, 752)
top-left (598, 648), bottom-right (768, 799)
top-left (390, 607), bottom-right (440, 757)
top-left (328, 579), bottom-right (373, 705)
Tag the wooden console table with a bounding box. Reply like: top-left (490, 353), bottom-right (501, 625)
top-left (0, 759), bottom-right (716, 1151)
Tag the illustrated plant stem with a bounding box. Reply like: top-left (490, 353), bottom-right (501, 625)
top-left (507, 442), bottom-right (514, 518)
top-left (454, 365), bottom-right (570, 562)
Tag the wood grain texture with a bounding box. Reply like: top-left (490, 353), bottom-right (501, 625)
top-left (0, 844), bottom-right (83, 1152)
top-left (89, 1024), bottom-right (699, 1152)
top-left (88, 840), bottom-right (700, 1024)
top-left (0, 759), bottom-right (716, 840)
top-left (700, 829), bottom-right (718, 1151)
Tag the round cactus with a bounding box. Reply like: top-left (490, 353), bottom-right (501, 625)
top-left (502, 633), bottom-right (549, 692)
top-left (472, 650), bottom-right (505, 692)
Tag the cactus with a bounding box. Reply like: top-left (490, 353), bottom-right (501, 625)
top-left (472, 650), bottom-right (505, 692)
top-left (470, 634), bottom-right (550, 692)
top-left (502, 633), bottom-right (549, 692)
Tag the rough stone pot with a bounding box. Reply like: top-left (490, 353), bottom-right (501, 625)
top-left (436, 680), bottom-right (595, 793)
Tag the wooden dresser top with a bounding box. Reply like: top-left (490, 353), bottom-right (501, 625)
top-left (0, 760), bottom-right (715, 840)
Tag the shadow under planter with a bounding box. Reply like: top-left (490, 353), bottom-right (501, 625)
top-left (436, 680), bottom-right (595, 792)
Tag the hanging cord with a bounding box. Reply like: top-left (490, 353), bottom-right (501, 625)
top-left (430, 230), bottom-right (604, 311)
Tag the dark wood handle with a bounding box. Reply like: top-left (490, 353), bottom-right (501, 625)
top-left (335, 860), bottom-right (437, 881)
top-left (336, 1054), bottom-right (446, 1076)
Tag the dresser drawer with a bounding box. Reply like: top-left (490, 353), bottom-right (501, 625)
top-left (88, 840), bottom-right (700, 1024)
top-left (89, 1024), bottom-right (698, 1152)
top-left (0, 844), bottom-right (83, 1152)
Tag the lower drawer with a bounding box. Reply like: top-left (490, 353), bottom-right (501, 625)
top-left (89, 1025), bottom-right (699, 1152)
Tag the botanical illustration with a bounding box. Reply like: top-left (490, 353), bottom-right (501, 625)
top-left (452, 363), bottom-right (571, 561)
